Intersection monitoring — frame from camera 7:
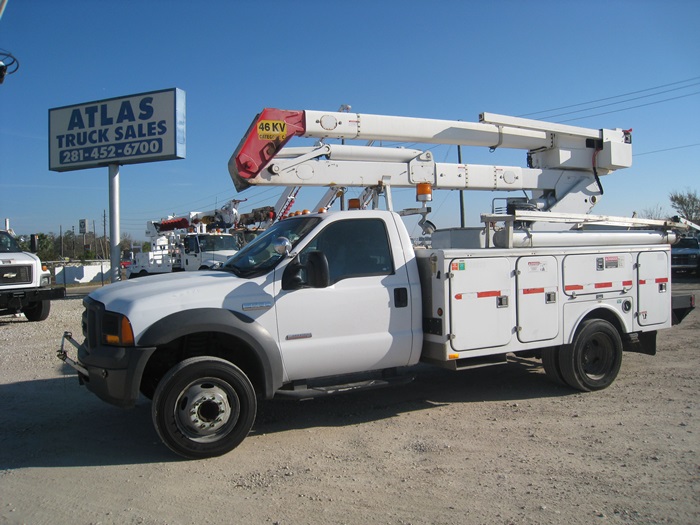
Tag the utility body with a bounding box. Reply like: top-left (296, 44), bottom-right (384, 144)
top-left (59, 108), bottom-right (695, 458)
top-left (1, 222), bottom-right (65, 321)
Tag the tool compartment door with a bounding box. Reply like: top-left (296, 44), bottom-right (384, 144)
top-left (563, 252), bottom-right (634, 296)
top-left (637, 251), bottom-right (670, 326)
top-left (449, 257), bottom-right (513, 351)
top-left (516, 256), bottom-right (559, 343)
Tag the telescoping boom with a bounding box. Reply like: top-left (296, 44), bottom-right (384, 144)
top-left (229, 108), bottom-right (633, 224)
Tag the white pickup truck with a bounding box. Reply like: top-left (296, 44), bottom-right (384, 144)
top-left (0, 228), bottom-right (65, 321)
top-left (59, 208), bottom-right (695, 458)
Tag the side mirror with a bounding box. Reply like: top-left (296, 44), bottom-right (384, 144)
top-left (273, 237), bottom-right (293, 256)
top-left (282, 250), bottom-right (330, 290)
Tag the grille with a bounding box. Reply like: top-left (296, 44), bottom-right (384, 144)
top-left (673, 255), bottom-right (695, 265)
top-left (82, 297), bottom-right (105, 350)
top-left (0, 265), bottom-right (32, 285)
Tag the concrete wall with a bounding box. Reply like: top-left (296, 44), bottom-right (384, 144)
top-left (55, 262), bottom-right (110, 285)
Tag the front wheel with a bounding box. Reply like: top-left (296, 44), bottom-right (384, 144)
top-left (152, 357), bottom-right (257, 459)
top-left (559, 319), bottom-right (622, 392)
top-left (23, 300), bottom-right (50, 322)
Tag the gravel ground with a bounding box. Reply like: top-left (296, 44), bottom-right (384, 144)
top-left (0, 278), bottom-right (698, 525)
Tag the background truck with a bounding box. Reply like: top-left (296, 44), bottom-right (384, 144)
top-left (671, 236), bottom-right (700, 273)
top-left (59, 108), bottom-right (695, 459)
top-left (1, 219), bottom-right (65, 321)
top-left (126, 188), bottom-right (332, 278)
top-left (127, 201), bottom-right (242, 277)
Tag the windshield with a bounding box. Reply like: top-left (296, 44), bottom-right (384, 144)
top-left (222, 216), bottom-right (321, 277)
top-left (676, 238), bottom-right (699, 249)
top-left (0, 231), bottom-right (22, 253)
top-left (198, 234), bottom-right (239, 252)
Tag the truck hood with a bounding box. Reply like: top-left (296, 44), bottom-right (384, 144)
top-left (672, 247), bottom-right (700, 255)
top-left (0, 251), bottom-right (40, 264)
top-left (88, 270), bottom-right (272, 339)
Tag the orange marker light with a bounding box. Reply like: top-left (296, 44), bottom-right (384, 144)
top-left (416, 183), bottom-right (432, 202)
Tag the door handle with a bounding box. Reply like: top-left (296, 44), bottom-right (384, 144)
top-left (394, 287), bottom-right (408, 308)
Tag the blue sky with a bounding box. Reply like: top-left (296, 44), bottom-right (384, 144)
top-left (1, 0), bottom-right (699, 240)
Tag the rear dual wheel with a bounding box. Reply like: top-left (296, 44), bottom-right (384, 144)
top-left (542, 319), bottom-right (622, 392)
top-left (152, 357), bottom-right (257, 459)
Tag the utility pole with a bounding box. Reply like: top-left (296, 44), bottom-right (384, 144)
top-left (103, 210), bottom-right (107, 260)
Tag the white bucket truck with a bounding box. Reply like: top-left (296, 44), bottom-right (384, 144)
top-left (59, 108), bottom-right (695, 458)
top-left (126, 202), bottom-right (241, 277)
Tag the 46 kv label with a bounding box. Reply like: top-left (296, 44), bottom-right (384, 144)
top-left (257, 120), bottom-right (287, 141)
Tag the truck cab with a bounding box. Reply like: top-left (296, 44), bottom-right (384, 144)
top-left (0, 229), bottom-right (65, 321)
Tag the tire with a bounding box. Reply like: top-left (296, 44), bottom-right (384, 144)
top-left (559, 319), bottom-right (622, 392)
top-left (541, 346), bottom-right (566, 387)
top-left (23, 300), bottom-right (50, 322)
top-left (152, 357), bottom-right (257, 459)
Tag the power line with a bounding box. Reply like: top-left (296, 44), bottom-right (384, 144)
top-left (519, 75), bottom-right (700, 117)
top-left (533, 82), bottom-right (700, 120)
top-left (634, 143), bottom-right (700, 157)
top-left (559, 90), bottom-right (700, 122)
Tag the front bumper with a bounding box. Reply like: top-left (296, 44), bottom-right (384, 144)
top-left (58, 331), bottom-right (156, 408)
top-left (0, 286), bottom-right (66, 310)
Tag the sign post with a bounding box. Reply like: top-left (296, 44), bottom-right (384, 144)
top-left (109, 163), bottom-right (120, 282)
top-left (49, 88), bottom-right (186, 280)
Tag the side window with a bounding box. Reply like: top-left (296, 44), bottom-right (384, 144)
top-left (302, 218), bottom-right (394, 284)
top-left (187, 237), bottom-right (199, 253)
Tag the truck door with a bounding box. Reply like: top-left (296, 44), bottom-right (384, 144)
top-left (274, 218), bottom-right (417, 381)
top-left (637, 250), bottom-right (670, 326)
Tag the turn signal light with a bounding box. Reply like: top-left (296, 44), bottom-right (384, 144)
top-left (102, 312), bottom-right (135, 346)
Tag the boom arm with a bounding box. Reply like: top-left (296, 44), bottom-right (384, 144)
top-left (228, 108), bottom-right (633, 225)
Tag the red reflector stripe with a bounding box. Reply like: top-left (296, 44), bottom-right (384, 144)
top-left (477, 290), bottom-right (501, 298)
top-left (595, 282), bottom-right (613, 289)
top-left (656, 277), bottom-right (669, 284)
top-left (622, 280), bottom-right (633, 286)
top-left (455, 294), bottom-right (462, 300)
top-left (639, 279), bottom-right (646, 285)
top-left (565, 285), bottom-right (584, 291)
top-left (522, 287), bottom-right (545, 295)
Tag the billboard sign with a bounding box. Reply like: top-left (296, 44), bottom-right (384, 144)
top-left (49, 88), bottom-right (186, 172)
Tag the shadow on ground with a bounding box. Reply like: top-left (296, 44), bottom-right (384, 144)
top-left (0, 357), bottom-right (573, 468)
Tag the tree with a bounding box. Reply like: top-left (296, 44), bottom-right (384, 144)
top-left (16, 232), bottom-right (58, 261)
top-left (35, 232), bottom-right (58, 262)
top-left (639, 204), bottom-right (668, 221)
top-left (669, 189), bottom-right (700, 224)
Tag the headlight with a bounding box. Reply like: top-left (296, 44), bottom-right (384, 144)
top-left (102, 312), bottom-right (135, 346)
top-left (40, 276), bottom-right (50, 287)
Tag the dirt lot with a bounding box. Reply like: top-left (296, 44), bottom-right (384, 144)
top-left (0, 278), bottom-right (698, 525)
